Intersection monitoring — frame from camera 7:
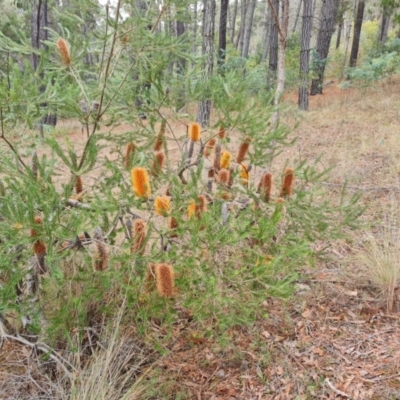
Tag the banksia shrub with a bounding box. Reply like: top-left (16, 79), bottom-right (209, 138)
top-left (131, 167), bottom-right (151, 198)
top-left (151, 151), bottom-right (165, 176)
top-left (155, 263), bottom-right (175, 297)
top-left (56, 38), bottom-right (71, 66)
top-left (75, 176), bottom-right (83, 194)
top-left (154, 196), bottom-right (171, 216)
top-left (220, 151), bottom-right (231, 169)
top-left (93, 227), bottom-right (108, 271)
top-left (125, 142), bottom-right (136, 168)
top-left (280, 168), bottom-right (294, 197)
top-left (218, 168), bottom-right (230, 184)
top-left (31, 216), bottom-right (47, 274)
top-left (188, 122), bottom-right (201, 141)
top-left (203, 138), bottom-right (216, 157)
top-left (154, 120), bottom-right (166, 151)
top-left (258, 171), bottom-right (273, 203)
top-left (131, 219), bottom-right (147, 255)
top-left (236, 137), bottom-right (251, 164)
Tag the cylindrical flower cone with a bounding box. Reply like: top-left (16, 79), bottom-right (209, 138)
top-left (56, 38), bottom-right (71, 66)
top-left (203, 138), bottom-right (216, 157)
top-left (220, 151), bottom-right (232, 169)
top-left (258, 171), bottom-right (273, 203)
top-left (131, 219), bottom-right (147, 255)
top-left (131, 167), bottom-right (151, 198)
top-left (155, 263), bottom-right (175, 297)
top-left (280, 168), bottom-right (294, 197)
top-left (154, 196), bottom-right (171, 216)
top-left (236, 137), bottom-right (251, 164)
top-left (125, 142), bottom-right (136, 168)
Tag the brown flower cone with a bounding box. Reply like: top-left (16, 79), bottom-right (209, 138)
top-left (258, 172), bottom-right (273, 203)
top-left (228, 167), bottom-right (234, 188)
top-left (169, 217), bottom-right (178, 237)
top-left (220, 151), bottom-right (232, 169)
top-left (189, 122), bottom-right (201, 141)
top-left (213, 143), bottom-right (221, 172)
top-left (154, 120), bottom-right (166, 151)
top-left (94, 227), bottom-right (108, 271)
top-left (155, 263), bottom-right (175, 297)
top-left (208, 168), bottom-right (215, 179)
top-left (236, 137), bottom-right (251, 164)
top-left (131, 167), bottom-right (151, 198)
top-left (56, 38), bottom-right (71, 66)
top-left (203, 138), bottom-right (216, 157)
top-left (218, 168), bottom-right (230, 184)
top-left (154, 196), bottom-right (171, 216)
top-left (75, 176), bottom-right (83, 195)
top-left (31, 216), bottom-right (47, 274)
top-left (131, 219), bottom-right (147, 255)
top-left (151, 151), bottom-right (165, 176)
top-left (125, 142), bottom-right (136, 168)
top-left (218, 126), bottom-right (226, 139)
top-left (198, 195), bottom-right (207, 212)
top-left (280, 168), bottom-right (294, 197)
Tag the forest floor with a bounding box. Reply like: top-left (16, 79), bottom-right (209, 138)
top-left (2, 78), bottom-right (400, 400)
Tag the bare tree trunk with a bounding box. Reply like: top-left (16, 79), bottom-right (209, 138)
top-left (336, 21), bottom-right (343, 48)
top-left (292, 0), bottom-right (302, 34)
top-left (176, 19), bottom-right (186, 110)
top-left (230, 0), bottom-right (238, 43)
top-left (269, 0), bottom-right (279, 72)
top-left (31, 0), bottom-right (57, 134)
top-left (298, 0), bottom-right (313, 110)
top-left (238, 0), bottom-right (248, 54)
top-left (242, 0), bottom-right (256, 58)
top-left (197, 0), bottom-right (216, 127)
top-left (310, 0), bottom-right (340, 95)
top-left (218, 0), bottom-right (229, 67)
top-left (193, 1), bottom-right (198, 54)
top-left (341, 21), bottom-right (352, 79)
top-left (379, 10), bottom-right (391, 45)
top-left (349, 0), bottom-right (364, 67)
top-left (261, 1), bottom-right (272, 62)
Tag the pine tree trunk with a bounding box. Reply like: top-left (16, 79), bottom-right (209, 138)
top-left (238, 0), bottom-right (248, 54)
top-left (197, 0), bottom-right (216, 127)
top-left (242, 0), bottom-right (256, 58)
top-left (230, 0), bottom-right (238, 43)
top-left (176, 19), bottom-right (186, 110)
top-left (349, 0), bottom-right (364, 67)
top-left (336, 21), bottom-right (343, 49)
top-left (298, 0), bottom-right (312, 110)
top-left (269, 0), bottom-right (279, 72)
top-left (341, 21), bottom-right (352, 79)
top-left (31, 0), bottom-right (57, 132)
top-left (218, 0), bottom-right (229, 66)
top-left (193, 1), bottom-right (198, 54)
top-left (261, 2), bottom-right (272, 62)
top-left (292, 0), bottom-right (302, 34)
top-left (380, 11), bottom-right (391, 45)
top-left (310, 0), bottom-right (340, 95)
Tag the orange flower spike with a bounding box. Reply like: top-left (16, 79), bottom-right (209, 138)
top-left (280, 168), bottom-right (294, 197)
top-left (131, 167), bottom-right (151, 198)
top-left (155, 263), bottom-right (175, 297)
top-left (236, 137), bottom-right (252, 164)
top-left (220, 151), bottom-right (232, 169)
top-left (75, 176), bottom-right (83, 194)
top-left (240, 164), bottom-right (250, 185)
top-left (56, 38), bottom-right (71, 66)
top-left (187, 201), bottom-right (197, 219)
top-left (131, 219), bottom-right (147, 255)
top-left (154, 196), bottom-right (171, 216)
top-left (189, 122), bottom-right (201, 141)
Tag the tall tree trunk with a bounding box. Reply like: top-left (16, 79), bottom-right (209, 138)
top-left (197, 0), bottom-right (216, 127)
top-left (237, 0), bottom-right (248, 53)
top-left (242, 0), bottom-right (256, 58)
top-left (31, 0), bottom-right (57, 133)
top-left (292, 0), bottom-right (302, 34)
top-left (298, 0), bottom-right (312, 110)
top-left (349, 0), bottom-right (364, 67)
top-left (193, 1), bottom-right (198, 54)
top-left (310, 0), bottom-right (340, 95)
top-left (341, 21), bottom-right (352, 79)
top-left (336, 20), bottom-right (343, 48)
top-left (379, 9), bottom-right (391, 45)
top-left (218, 0), bottom-right (229, 66)
top-left (230, 0), bottom-right (238, 43)
top-left (261, 2), bottom-right (272, 62)
top-left (176, 19), bottom-right (186, 110)
top-left (269, 0), bottom-right (279, 72)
